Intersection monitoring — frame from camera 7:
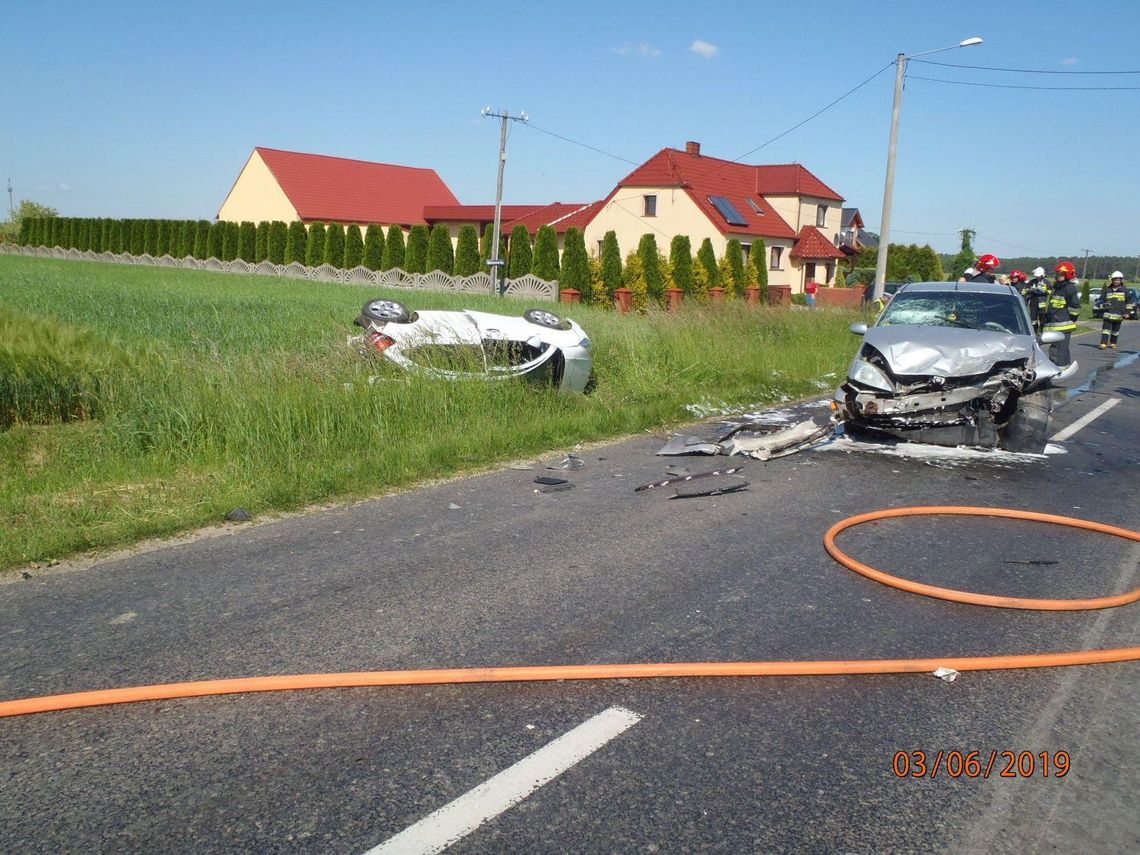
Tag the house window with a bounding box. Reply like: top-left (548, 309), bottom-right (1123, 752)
top-left (644, 195), bottom-right (657, 217)
top-left (816, 205), bottom-right (828, 227)
top-left (597, 240), bottom-right (604, 255)
top-left (770, 246), bottom-right (783, 270)
top-left (746, 198), bottom-right (763, 215)
top-left (805, 262), bottom-right (817, 282)
top-left (741, 243), bottom-right (751, 266)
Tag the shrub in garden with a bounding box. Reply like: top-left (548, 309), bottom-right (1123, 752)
top-left (264, 221), bottom-right (287, 264)
top-left (507, 225), bottom-right (532, 277)
top-left (600, 231), bottom-right (622, 302)
top-left (479, 223), bottom-right (496, 268)
top-left (305, 223), bottom-right (326, 266)
top-left (725, 238), bottom-right (745, 296)
top-left (751, 239), bottom-right (769, 299)
top-left (255, 221), bottom-right (270, 262)
top-left (285, 221), bottom-right (308, 265)
top-left (192, 221), bottom-right (210, 259)
top-left (344, 224), bottom-right (365, 268)
top-left (363, 224), bottom-right (383, 270)
top-left (177, 220), bottom-right (194, 257)
top-left (52, 218), bottom-right (65, 249)
top-left (221, 221), bottom-right (240, 260)
top-left (696, 238), bottom-right (719, 288)
top-left (637, 234), bottom-right (665, 304)
top-left (532, 225), bottom-right (560, 280)
top-left (622, 250), bottom-right (649, 310)
top-left (66, 218), bottom-right (78, 249)
top-left (454, 224), bottom-right (480, 276)
top-left (382, 225), bottom-right (405, 271)
top-left (206, 221), bottom-right (225, 258)
top-left (669, 235), bottom-right (694, 296)
top-left (323, 223), bottom-right (345, 267)
top-left (238, 221), bottom-right (257, 262)
top-left (560, 227), bottom-right (590, 301)
top-left (78, 219), bottom-right (93, 252)
top-left (142, 219), bottom-right (159, 255)
top-left (404, 225), bottom-right (429, 273)
top-left (426, 223), bottom-right (454, 273)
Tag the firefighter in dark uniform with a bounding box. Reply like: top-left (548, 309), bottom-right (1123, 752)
top-left (965, 253), bottom-right (1001, 283)
top-left (1100, 271), bottom-right (1127, 349)
top-left (1025, 266), bottom-right (1051, 336)
top-left (1044, 261), bottom-right (1081, 366)
top-left (1010, 268), bottom-right (1031, 319)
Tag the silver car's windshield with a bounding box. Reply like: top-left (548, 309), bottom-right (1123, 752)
top-left (878, 291), bottom-right (1031, 335)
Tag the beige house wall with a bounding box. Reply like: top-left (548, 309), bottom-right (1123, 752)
top-left (217, 151), bottom-right (300, 224)
top-left (583, 187), bottom-right (722, 258)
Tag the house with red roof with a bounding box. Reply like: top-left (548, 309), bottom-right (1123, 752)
top-left (580, 141), bottom-right (845, 292)
top-left (422, 201), bottom-right (603, 247)
top-left (217, 146), bottom-right (459, 229)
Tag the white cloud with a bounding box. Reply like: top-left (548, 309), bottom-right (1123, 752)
top-left (690, 39), bottom-right (718, 59)
top-left (613, 42), bottom-right (661, 58)
top-left (58, 182), bottom-right (71, 191)
top-left (1061, 56), bottom-right (1078, 66)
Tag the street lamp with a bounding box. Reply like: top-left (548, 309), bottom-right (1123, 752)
top-left (872, 37), bottom-right (983, 302)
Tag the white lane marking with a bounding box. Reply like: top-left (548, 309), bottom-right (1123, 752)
top-left (366, 706), bottom-right (643, 855)
top-left (1049, 397), bottom-right (1121, 442)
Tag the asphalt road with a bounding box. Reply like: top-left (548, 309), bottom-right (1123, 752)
top-left (3, 326), bottom-right (1138, 854)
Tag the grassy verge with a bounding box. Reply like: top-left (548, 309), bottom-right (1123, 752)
top-left (0, 255), bottom-right (862, 569)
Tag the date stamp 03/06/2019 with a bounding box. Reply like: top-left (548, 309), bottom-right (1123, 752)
top-left (892, 750), bottom-right (1070, 779)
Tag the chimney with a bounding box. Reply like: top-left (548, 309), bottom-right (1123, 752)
top-left (685, 140), bottom-right (701, 156)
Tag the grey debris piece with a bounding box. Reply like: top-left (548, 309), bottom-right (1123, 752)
top-left (548, 455), bottom-right (586, 470)
top-left (670, 476), bottom-right (750, 499)
top-left (723, 419), bottom-right (833, 460)
top-left (656, 434), bottom-right (724, 457)
top-left (224, 508), bottom-right (253, 522)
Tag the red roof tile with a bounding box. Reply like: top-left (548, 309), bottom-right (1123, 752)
top-left (789, 225), bottom-right (845, 260)
top-left (614, 148), bottom-right (798, 239)
top-left (255, 146), bottom-right (458, 225)
top-left (423, 202), bottom-right (596, 235)
top-left (754, 164), bottom-right (843, 201)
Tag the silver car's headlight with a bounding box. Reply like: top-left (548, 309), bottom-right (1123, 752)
top-left (849, 358), bottom-right (894, 392)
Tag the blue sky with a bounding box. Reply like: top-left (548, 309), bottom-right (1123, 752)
top-left (6, 0), bottom-right (1139, 256)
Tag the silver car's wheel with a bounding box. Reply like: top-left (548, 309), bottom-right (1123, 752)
top-left (362, 299), bottom-right (412, 324)
top-left (524, 308), bottom-right (570, 330)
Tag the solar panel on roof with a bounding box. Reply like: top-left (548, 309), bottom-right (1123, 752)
top-left (708, 196), bottom-right (749, 226)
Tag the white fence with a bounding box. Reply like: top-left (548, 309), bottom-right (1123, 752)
top-left (0, 244), bottom-right (560, 302)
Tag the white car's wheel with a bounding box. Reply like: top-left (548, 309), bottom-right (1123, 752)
top-left (524, 308), bottom-right (570, 331)
top-left (362, 299), bottom-right (412, 324)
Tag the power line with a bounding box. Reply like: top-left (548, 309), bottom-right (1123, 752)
top-left (907, 74), bottom-right (1140, 91)
top-left (910, 58), bottom-right (1140, 75)
top-left (521, 122), bottom-right (640, 166)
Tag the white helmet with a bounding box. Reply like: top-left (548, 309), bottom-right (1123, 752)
top-left (964, 267), bottom-right (977, 276)
top-left (1032, 266), bottom-right (1045, 277)
top-left (1111, 270), bottom-right (1124, 280)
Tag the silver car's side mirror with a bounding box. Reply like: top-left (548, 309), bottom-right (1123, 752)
top-left (849, 322), bottom-right (868, 336)
top-left (1040, 330), bottom-right (1064, 344)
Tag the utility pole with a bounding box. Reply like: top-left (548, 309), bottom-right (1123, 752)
top-left (1080, 248), bottom-right (1093, 282)
top-left (481, 107), bottom-right (528, 295)
top-left (6, 178), bottom-right (12, 218)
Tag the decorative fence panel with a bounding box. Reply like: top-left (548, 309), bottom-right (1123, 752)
top-left (0, 244), bottom-right (559, 301)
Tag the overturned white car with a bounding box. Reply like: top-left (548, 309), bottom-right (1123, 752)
top-left (834, 282), bottom-right (1076, 452)
top-left (353, 299), bottom-right (594, 393)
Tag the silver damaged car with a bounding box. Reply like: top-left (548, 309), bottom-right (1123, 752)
top-left (834, 282), bottom-right (1077, 452)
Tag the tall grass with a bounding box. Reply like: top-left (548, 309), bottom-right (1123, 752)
top-left (0, 256), bottom-right (861, 568)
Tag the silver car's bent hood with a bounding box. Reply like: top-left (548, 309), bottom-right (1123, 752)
top-left (863, 326), bottom-right (1035, 376)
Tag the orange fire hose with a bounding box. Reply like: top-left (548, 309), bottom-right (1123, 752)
top-left (2, 506), bottom-right (1137, 719)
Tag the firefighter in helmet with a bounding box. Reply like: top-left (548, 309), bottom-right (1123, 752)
top-left (965, 254), bottom-right (1001, 283)
top-left (1025, 266), bottom-right (1051, 335)
top-left (1044, 261), bottom-right (1081, 365)
top-left (1100, 271), bottom-right (1127, 349)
